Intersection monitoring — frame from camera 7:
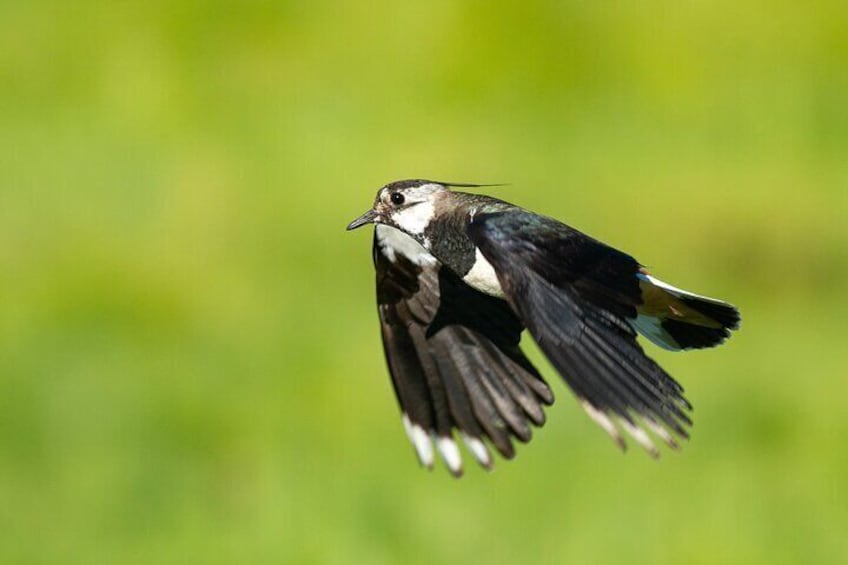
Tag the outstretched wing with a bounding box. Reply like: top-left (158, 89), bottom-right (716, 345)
top-left (468, 211), bottom-right (693, 455)
top-left (374, 227), bottom-right (553, 476)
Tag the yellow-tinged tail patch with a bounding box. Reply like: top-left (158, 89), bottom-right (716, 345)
top-left (632, 270), bottom-right (740, 351)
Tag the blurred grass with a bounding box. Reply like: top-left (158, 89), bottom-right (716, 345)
top-left (1, 1), bottom-right (847, 564)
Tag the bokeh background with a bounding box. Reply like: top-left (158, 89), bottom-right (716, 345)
top-left (2, 1), bottom-right (847, 564)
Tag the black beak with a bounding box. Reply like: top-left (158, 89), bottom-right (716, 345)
top-left (346, 209), bottom-right (379, 231)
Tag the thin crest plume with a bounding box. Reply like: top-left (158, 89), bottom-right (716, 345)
top-left (437, 181), bottom-right (511, 189)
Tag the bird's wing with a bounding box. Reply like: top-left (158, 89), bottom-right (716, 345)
top-left (374, 228), bottom-right (553, 476)
top-left (468, 211), bottom-right (692, 455)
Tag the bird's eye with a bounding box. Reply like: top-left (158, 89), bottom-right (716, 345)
top-left (391, 192), bottom-right (405, 205)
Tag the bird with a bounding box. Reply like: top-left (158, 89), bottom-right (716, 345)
top-left (347, 179), bottom-right (740, 476)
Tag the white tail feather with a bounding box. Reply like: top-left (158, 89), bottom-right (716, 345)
top-left (638, 273), bottom-right (729, 306)
top-left (630, 314), bottom-right (679, 351)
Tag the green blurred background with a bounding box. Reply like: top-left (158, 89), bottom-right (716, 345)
top-left (2, 1), bottom-right (847, 563)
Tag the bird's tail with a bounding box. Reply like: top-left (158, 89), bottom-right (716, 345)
top-left (631, 271), bottom-right (741, 351)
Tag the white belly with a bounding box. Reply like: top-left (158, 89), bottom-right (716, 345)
top-left (375, 225), bottom-right (436, 266)
top-left (462, 249), bottom-right (504, 298)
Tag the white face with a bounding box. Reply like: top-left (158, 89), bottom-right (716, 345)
top-left (377, 182), bottom-right (446, 238)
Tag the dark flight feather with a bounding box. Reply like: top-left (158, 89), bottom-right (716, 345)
top-left (468, 211), bottom-right (693, 452)
top-left (374, 231), bottom-right (552, 474)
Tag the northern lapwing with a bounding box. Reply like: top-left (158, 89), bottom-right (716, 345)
top-left (347, 179), bottom-right (740, 476)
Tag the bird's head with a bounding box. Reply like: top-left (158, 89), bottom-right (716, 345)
top-left (346, 179), bottom-right (450, 241)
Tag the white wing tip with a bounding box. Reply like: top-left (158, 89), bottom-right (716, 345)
top-left (402, 417), bottom-right (496, 475)
top-left (581, 401), bottom-right (680, 457)
top-left (436, 436), bottom-right (463, 477)
top-left (402, 414), bottom-right (434, 469)
top-left (581, 400), bottom-right (626, 451)
top-left (462, 433), bottom-right (493, 470)
top-left (618, 418), bottom-right (660, 458)
top-left (644, 417), bottom-right (680, 450)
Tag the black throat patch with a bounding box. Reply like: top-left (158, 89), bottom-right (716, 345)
top-left (424, 211), bottom-right (477, 276)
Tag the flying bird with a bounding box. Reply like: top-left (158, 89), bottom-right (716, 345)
top-left (347, 179), bottom-right (740, 476)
